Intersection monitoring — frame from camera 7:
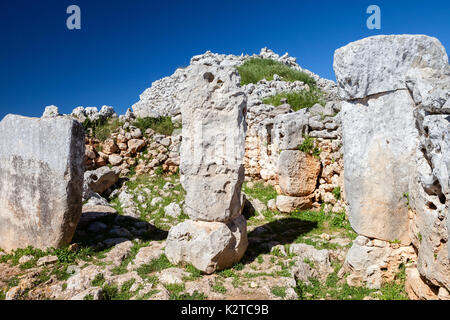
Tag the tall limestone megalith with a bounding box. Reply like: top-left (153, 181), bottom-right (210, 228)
top-left (335, 34), bottom-right (450, 295)
top-left (334, 35), bottom-right (448, 244)
top-left (165, 64), bottom-right (248, 273)
top-left (0, 115), bottom-right (85, 251)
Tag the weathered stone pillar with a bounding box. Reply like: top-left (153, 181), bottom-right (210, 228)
top-left (165, 65), bottom-right (248, 274)
top-left (0, 115), bottom-right (85, 251)
top-left (334, 34), bottom-right (450, 294)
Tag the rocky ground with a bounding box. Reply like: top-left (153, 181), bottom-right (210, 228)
top-left (0, 173), bottom-right (410, 300)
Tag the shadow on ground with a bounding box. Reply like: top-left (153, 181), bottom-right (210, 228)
top-left (243, 217), bottom-right (317, 264)
top-left (72, 207), bottom-right (168, 252)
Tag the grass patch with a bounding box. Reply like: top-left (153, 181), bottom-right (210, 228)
top-left (237, 58), bottom-right (316, 87)
top-left (375, 264), bottom-right (408, 300)
top-left (133, 117), bottom-right (177, 136)
top-left (136, 254), bottom-right (174, 277)
top-left (83, 118), bottom-right (122, 142)
top-left (271, 286), bottom-right (287, 298)
top-left (102, 279), bottom-right (136, 300)
top-left (242, 182), bottom-right (277, 205)
top-left (262, 89), bottom-right (325, 111)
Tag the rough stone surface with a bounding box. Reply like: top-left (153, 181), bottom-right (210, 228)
top-left (84, 166), bottom-right (120, 195)
top-left (165, 215), bottom-right (248, 274)
top-left (334, 34), bottom-right (449, 99)
top-left (179, 64), bottom-right (247, 222)
top-left (341, 90), bottom-right (418, 244)
top-left (275, 195), bottom-right (313, 213)
top-left (278, 150), bottom-right (321, 196)
top-left (0, 115), bottom-right (85, 251)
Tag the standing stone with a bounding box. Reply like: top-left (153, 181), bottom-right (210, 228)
top-left (165, 64), bottom-right (248, 273)
top-left (0, 115), bottom-right (85, 251)
top-left (340, 90), bottom-right (418, 244)
top-left (335, 34), bottom-right (450, 295)
top-left (178, 64), bottom-right (247, 222)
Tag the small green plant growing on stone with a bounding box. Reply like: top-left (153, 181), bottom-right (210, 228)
top-left (418, 233), bottom-right (422, 243)
top-left (298, 135), bottom-right (321, 158)
top-left (332, 187), bottom-right (341, 200)
top-left (403, 192), bottom-right (410, 209)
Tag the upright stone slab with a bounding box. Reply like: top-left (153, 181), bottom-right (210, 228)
top-left (340, 90), bottom-right (418, 244)
top-left (336, 34), bottom-right (450, 294)
top-left (179, 64), bottom-right (247, 223)
top-left (166, 64), bottom-right (248, 273)
top-left (0, 115), bottom-right (85, 251)
top-left (334, 35), bottom-right (447, 244)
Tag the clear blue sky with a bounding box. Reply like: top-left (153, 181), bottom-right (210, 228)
top-left (1, 0), bottom-right (449, 119)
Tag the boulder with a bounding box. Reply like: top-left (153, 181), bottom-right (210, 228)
top-left (41, 105), bottom-right (60, 118)
top-left (275, 195), bottom-right (313, 213)
top-left (84, 166), bottom-right (120, 195)
top-left (0, 115), bottom-right (84, 251)
top-left (165, 215), bottom-right (248, 274)
top-left (278, 150), bottom-right (321, 196)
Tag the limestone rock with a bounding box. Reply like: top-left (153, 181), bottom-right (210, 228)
top-left (334, 34), bottom-right (449, 99)
top-left (341, 90), bottom-right (418, 244)
top-left (179, 64), bottom-right (247, 222)
top-left (165, 215), bottom-right (248, 274)
top-left (84, 166), bottom-right (120, 195)
top-left (278, 150), bottom-right (321, 196)
top-left (164, 203), bottom-right (182, 218)
top-left (0, 115), bottom-right (84, 251)
top-left (271, 109), bottom-right (309, 152)
top-left (275, 195), bottom-right (313, 213)
top-left (41, 105), bottom-right (60, 118)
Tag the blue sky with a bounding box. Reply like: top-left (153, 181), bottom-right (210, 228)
top-left (0, 0), bottom-right (449, 119)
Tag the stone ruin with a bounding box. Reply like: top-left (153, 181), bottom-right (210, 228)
top-left (0, 115), bottom-right (85, 251)
top-left (0, 38), bottom-right (448, 299)
top-left (334, 35), bottom-right (450, 298)
top-left (165, 64), bottom-right (248, 273)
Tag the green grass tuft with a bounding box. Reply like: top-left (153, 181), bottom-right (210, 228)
top-left (237, 58), bottom-right (316, 87)
top-left (133, 117), bottom-right (177, 136)
top-left (262, 89), bottom-right (325, 112)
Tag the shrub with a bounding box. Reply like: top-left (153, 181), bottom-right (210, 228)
top-left (133, 116), bottom-right (176, 136)
top-left (298, 135), bottom-right (321, 158)
top-left (262, 89), bottom-right (325, 111)
top-left (242, 182), bottom-right (277, 205)
top-left (237, 58), bottom-right (316, 87)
